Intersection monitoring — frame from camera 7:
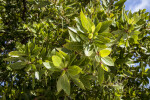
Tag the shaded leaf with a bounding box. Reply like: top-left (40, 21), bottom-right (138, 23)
top-left (99, 21), bottom-right (112, 33)
top-left (80, 76), bottom-right (91, 89)
top-left (72, 78), bottom-right (85, 89)
top-left (11, 62), bottom-right (27, 69)
top-left (57, 74), bottom-right (70, 95)
top-left (97, 65), bottom-right (104, 85)
top-left (64, 42), bottom-right (83, 51)
top-left (68, 65), bottom-right (82, 76)
top-left (115, 0), bottom-right (126, 8)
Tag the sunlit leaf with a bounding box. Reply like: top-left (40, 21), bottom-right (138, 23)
top-left (80, 11), bottom-right (92, 32)
top-left (101, 56), bottom-right (114, 66)
top-left (101, 64), bottom-right (110, 72)
top-left (43, 61), bottom-right (51, 69)
top-left (52, 55), bottom-right (62, 67)
top-left (99, 48), bottom-right (111, 57)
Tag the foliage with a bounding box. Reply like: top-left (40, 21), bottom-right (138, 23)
top-left (0, 0), bottom-right (150, 99)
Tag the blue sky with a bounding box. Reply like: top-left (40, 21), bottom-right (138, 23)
top-left (125, 0), bottom-right (150, 12)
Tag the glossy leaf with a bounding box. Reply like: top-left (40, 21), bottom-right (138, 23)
top-left (99, 48), bottom-right (111, 57)
top-left (9, 51), bottom-right (25, 57)
top-left (52, 55), bottom-right (62, 67)
top-left (101, 64), bottom-right (110, 72)
top-left (68, 30), bottom-right (77, 42)
top-left (80, 11), bottom-right (91, 32)
top-left (101, 56), bottom-right (114, 66)
top-left (35, 71), bottom-right (39, 80)
top-left (43, 61), bottom-right (51, 69)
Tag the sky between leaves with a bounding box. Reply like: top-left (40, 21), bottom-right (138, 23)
top-left (125, 0), bottom-right (150, 12)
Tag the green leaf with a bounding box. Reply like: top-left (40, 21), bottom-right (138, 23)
top-left (57, 74), bottom-right (70, 95)
top-left (130, 31), bottom-right (140, 44)
top-left (84, 46), bottom-right (93, 56)
top-left (102, 0), bottom-right (107, 7)
top-left (99, 48), bottom-right (111, 57)
top-left (11, 62), bottom-right (27, 69)
top-left (97, 66), bottom-right (104, 85)
top-left (40, 48), bottom-right (46, 58)
top-left (76, 23), bottom-right (86, 33)
top-left (68, 30), bottom-right (77, 42)
top-left (0, 33), bottom-right (4, 36)
top-left (35, 71), bottom-right (39, 80)
top-left (43, 61), bottom-right (51, 69)
top-left (100, 32), bottom-right (112, 37)
top-left (9, 51), bottom-right (25, 57)
top-left (95, 55), bottom-right (100, 62)
top-left (52, 55), bottom-right (62, 67)
top-left (80, 76), bottom-right (91, 89)
top-left (94, 22), bottom-right (102, 33)
top-left (128, 10), bottom-right (132, 19)
top-left (32, 73), bottom-right (35, 89)
top-left (68, 65), bottom-right (82, 76)
top-left (79, 34), bottom-right (89, 41)
top-left (95, 35), bottom-right (110, 44)
top-left (101, 56), bottom-right (114, 66)
top-left (72, 78), bottom-right (85, 89)
top-left (87, 17), bottom-right (95, 33)
top-left (4, 57), bottom-right (20, 62)
top-left (101, 64), bottom-right (110, 72)
top-left (64, 42), bottom-right (83, 51)
top-left (114, 0), bottom-right (126, 8)
top-left (68, 27), bottom-right (78, 33)
top-left (80, 11), bottom-right (91, 32)
top-left (57, 77), bottom-right (62, 93)
top-left (32, 46), bottom-right (41, 56)
top-left (99, 21), bottom-right (112, 33)
top-left (123, 70), bottom-right (133, 77)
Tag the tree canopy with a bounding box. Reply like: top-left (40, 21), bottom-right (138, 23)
top-left (0, 0), bottom-right (150, 99)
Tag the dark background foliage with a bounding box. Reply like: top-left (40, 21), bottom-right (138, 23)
top-left (0, 0), bottom-right (150, 99)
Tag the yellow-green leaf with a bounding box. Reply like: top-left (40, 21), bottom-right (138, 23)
top-left (94, 22), bottom-right (102, 33)
top-left (52, 55), bottom-right (62, 67)
top-left (99, 48), bottom-right (111, 57)
top-left (101, 64), bottom-right (110, 72)
top-left (9, 51), bottom-right (25, 57)
top-left (80, 11), bottom-right (91, 32)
